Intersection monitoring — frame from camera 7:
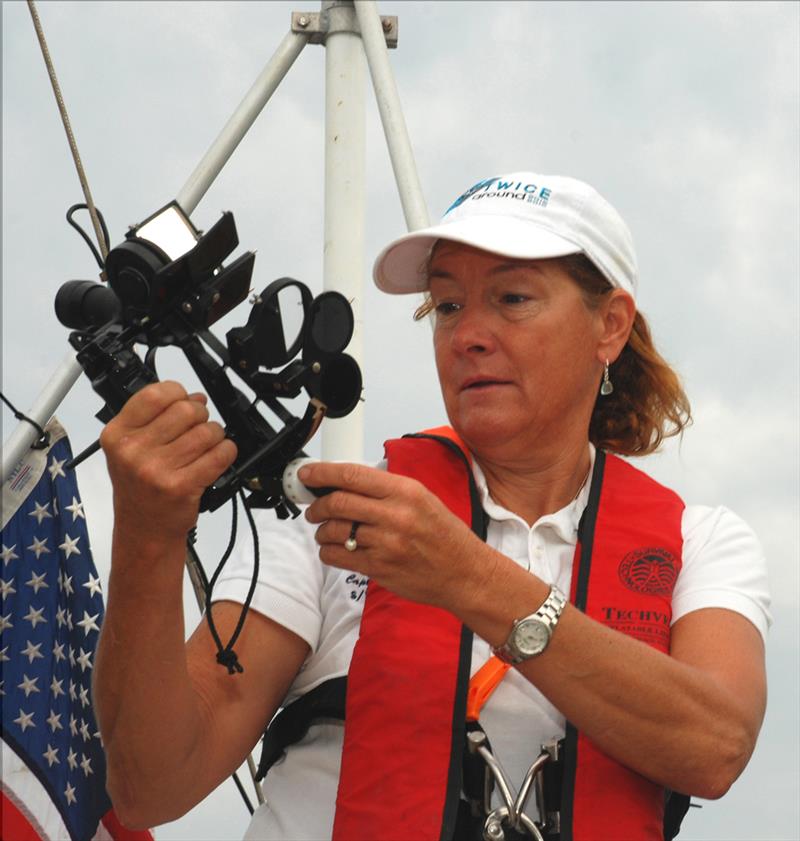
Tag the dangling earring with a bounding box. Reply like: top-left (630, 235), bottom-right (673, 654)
top-left (600, 358), bottom-right (614, 396)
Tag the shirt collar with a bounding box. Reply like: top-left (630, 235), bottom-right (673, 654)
top-left (471, 444), bottom-right (596, 541)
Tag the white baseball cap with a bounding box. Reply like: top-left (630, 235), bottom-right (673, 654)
top-left (373, 171), bottom-right (638, 300)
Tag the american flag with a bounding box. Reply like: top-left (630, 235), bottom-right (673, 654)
top-left (1, 419), bottom-right (152, 841)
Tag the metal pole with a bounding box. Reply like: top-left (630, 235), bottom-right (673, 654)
top-left (177, 29), bottom-right (309, 215)
top-left (1, 352), bottom-right (83, 484)
top-left (322, 1), bottom-right (365, 461)
top-left (354, 0), bottom-right (429, 231)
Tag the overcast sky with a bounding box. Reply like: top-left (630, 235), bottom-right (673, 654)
top-left (2, 2), bottom-right (799, 839)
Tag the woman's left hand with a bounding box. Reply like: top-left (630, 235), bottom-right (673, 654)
top-left (301, 461), bottom-right (494, 609)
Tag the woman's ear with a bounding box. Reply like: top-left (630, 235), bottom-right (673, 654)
top-left (597, 290), bottom-right (636, 363)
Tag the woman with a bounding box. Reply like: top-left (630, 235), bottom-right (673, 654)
top-left (94, 172), bottom-right (770, 840)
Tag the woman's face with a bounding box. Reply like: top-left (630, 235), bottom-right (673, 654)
top-left (429, 242), bottom-right (606, 459)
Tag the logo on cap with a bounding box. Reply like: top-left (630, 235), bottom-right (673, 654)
top-left (444, 176), bottom-right (553, 216)
top-left (444, 177), bottom-right (499, 215)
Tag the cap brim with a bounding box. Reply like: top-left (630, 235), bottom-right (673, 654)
top-left (373, 215), bottom-right (582, 294)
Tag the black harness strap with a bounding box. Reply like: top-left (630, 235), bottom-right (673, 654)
top-left (664, 790), bottom-right (692, 841)
top-left (256, 676), bottom-right (347, 782)
top-left (560, 450), bottom-right (607, 841)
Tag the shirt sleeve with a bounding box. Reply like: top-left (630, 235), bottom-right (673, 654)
top-left (211, 508), bottom-right (325, 653)
top-left (673, 505), bottom-right (772, 642)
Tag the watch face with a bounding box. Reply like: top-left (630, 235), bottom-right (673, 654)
top-left (514, 619), bottom-right (550, 656)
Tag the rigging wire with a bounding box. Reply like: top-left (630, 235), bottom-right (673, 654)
top-left (27, 0), bottom-right (108, 262)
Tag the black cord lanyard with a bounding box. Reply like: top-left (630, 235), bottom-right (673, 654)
top-left (195, 489), bottom-right (262, 674)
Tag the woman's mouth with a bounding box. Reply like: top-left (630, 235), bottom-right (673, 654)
top-left (461, 378), bottom-right (511, 392)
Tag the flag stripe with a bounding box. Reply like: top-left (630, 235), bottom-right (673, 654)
top-left (100, 809), bottom-right (155, 840)
top-left (1, 789), bottom-right (43, 841)
top-left (0, 791), bottom-right (43, 841)
top-left (2, 738), bottom-right (70, 840)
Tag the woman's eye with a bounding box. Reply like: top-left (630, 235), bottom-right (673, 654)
top-left (500, 293), bottom-right (529, 305)
top-left (434, 301), bottom-right (461, 316)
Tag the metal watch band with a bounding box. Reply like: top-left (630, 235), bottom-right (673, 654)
top-left (493, 585), bottom-right (568, 664)
top-left (536, 585), bottom-right (567, 628)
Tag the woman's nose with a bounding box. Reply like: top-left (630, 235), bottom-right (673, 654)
top-left (450, 305), bottom-right (497, 354)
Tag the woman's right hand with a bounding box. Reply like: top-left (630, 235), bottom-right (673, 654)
top-left (99, 380), bottom-right (238, 547)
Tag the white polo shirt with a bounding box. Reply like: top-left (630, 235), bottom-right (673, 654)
top-left (212, 452), bottom-right (771, 840)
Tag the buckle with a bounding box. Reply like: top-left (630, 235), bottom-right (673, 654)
top-left (465, 728), bottom-right (560, 840)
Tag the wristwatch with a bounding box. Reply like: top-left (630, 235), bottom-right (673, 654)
top-left (493, 586), bottom-right (567, 664)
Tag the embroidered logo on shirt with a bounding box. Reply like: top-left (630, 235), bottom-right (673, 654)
top-left (618, 547), bottom-right (679, 596)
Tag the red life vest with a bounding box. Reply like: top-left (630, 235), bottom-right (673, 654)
top-left (333, 429), bottom-right (685, 841)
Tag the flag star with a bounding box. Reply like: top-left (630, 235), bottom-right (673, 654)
top-left (48, 457), bottom-right (67, 480)
top-left (1, 613), bottom-right (13, 632)
top-left (79, 719), bottom-right (91, 741)
top-left (14, 708), bottom-right (35, 732)
top-left (68, 646), bottom-right (76, 667)
top-left (59, 533), bottom-right (81, 559)
top-left (20, 640), bottom-right (43, 663)
top-left (78, 685), bottom-right (90, 708)
top-left (67, 747), bottom-right (78, 770)
top-left (0, 680), bottom-right (4, 696)
top-left (25, 570), bottom-right (49, 594)
top-left (80, 754), bottom-right (93, 777)
top-left (27, 535), bottom-right (51, 559)
top-left (76, 647), bottom-right (93, 672)
top-left (53, 641), bottom-right (66, 662)
top-left (17, 674), bottom-right (40, 697)
top-left (23, 605), bottom-right (47, 628)
top-left (69, 715), bottom-right (78, 737)
top-left (64, 782), bottom-right (76, 805)
top-left (28, 501), bottom-right (53, 525)
top-left (61, 573), bottom-right (74, 595)
top-left (50, 675), bottom-right (65, 697)
top-left (0, 646), bottom-right (9, 662)
top-left (1, 544), bottom-right (18, 566)
top-left (83, 573), bottom-right (102, 598)
top-left (43, 744), bottom-right (60, 767)
top-left (76, 610), bottom-right (100, 636)
top-left (0, 578), bottom-right (15, 600)
top-left (55, 606), bottom-right (67, 627)
top-left (46, 709), bottom-right (63, 732)
top-left (65, 496), bottom-right (86, 521)
top-left (69, 680), bottom-right (77, 701)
